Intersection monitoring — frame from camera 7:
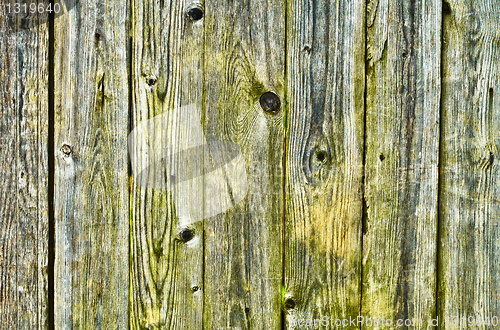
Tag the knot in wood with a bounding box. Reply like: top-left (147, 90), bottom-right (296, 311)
top-left (304, 138), bottom-right (333, 186)
top-left (60, 144), bottom-right (72, 157)
top-left (284, 298), bottom-right (296, 309)
top-left (179, 228), bottom-right (194, 242)
top-left (146, 75), bottom-right (157, 86)
top-left (259, 92), bottom-right (281, 114)
top-left (316, 150), bottom-right (328, 163)
top-left (187, 7), bottom-right (203, 21)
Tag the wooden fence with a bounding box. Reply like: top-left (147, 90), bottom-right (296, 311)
top-left (1, 0), bottom-right (499, 328)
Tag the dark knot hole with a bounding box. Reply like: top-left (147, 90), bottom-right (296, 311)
top-left (179, 228), bottom-right (194, 242)
top-left (187, 8), bottom-right (203, 21)
top-left (284, 298), bottom-right (296, 309)
top-left (316, 151), bottom-right (327, 163)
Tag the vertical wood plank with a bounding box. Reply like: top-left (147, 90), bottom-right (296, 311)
top-left (363, 0), bottom-right (441, 327)
top-left (129, 0), bottom-right (204, 328)
top-left (0, 16), bottom-right (21, 330)
top-left (284, 0), bottom-right (365, 327)
top-left (202, 0), bottom-right (285, 328)
top-left (0, 12), bottom-right (49, 330)
top-left (440, 1), bottom-right (500, 328)
top-left (17, 15), bottom-right (50, 330)
top-left (53, 0), bottom-right (129, 327)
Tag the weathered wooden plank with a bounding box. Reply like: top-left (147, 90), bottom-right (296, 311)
top-left (17, 16), bottom-right (50, 330)
top-left (439, 1), bottom-right (500, 328)
top-left (53, 0), bottom-right (129, 327)
top-left (362, 0), bottom-right (441, 327)
top-left (0, 12), bottom-right (49, 330)
top-left (129, 0), bottom-right (204, 328)
top-left (283, 0), bottom-right (365, 327)
top-left (0, 17), bottom-right (21, 330)
top-left (202, 0), bottom-right (285, 328)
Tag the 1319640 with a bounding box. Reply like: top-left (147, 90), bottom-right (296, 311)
top-left (2, 2), bottom-right (61, 15)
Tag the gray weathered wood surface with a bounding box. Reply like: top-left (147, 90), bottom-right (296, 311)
top-left (284, 0), bottom-right (365, 327)
top-left (0, 14), bottom-right (49, 330)
top-left (53, 0), bottom-right (129, 328)
top-left (363, 0), bottom-right (441, 328)
top-left (439, 0), bottom-right (500, 328)
top-left (2, 0), bottom-right (500, 329)
top-left (129, 0), bottom-right (204, 328)
top-left (202, 0), bottom-right (285, 329)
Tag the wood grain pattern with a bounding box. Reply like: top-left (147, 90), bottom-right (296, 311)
top-left (362, 0), bottom-right (441, 327)
top-left (129, 0), bottom-right (204, 328)
top-left (53, 0), bottom-right (129, 328)
top-left (0, 18), bottom-right (22, 330)
top-left (17, 18), bottom-right (50, 330)
top-left (202, 0), bottom-right (285, 328)
top-left (283, 0), bottom-right (365, 327)
top-left (439, 1), bottom-right (500, 328)
top-left (0, 14), bottom-right (49, 330)
top-left (3, 0), bottom-right (500, 327)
